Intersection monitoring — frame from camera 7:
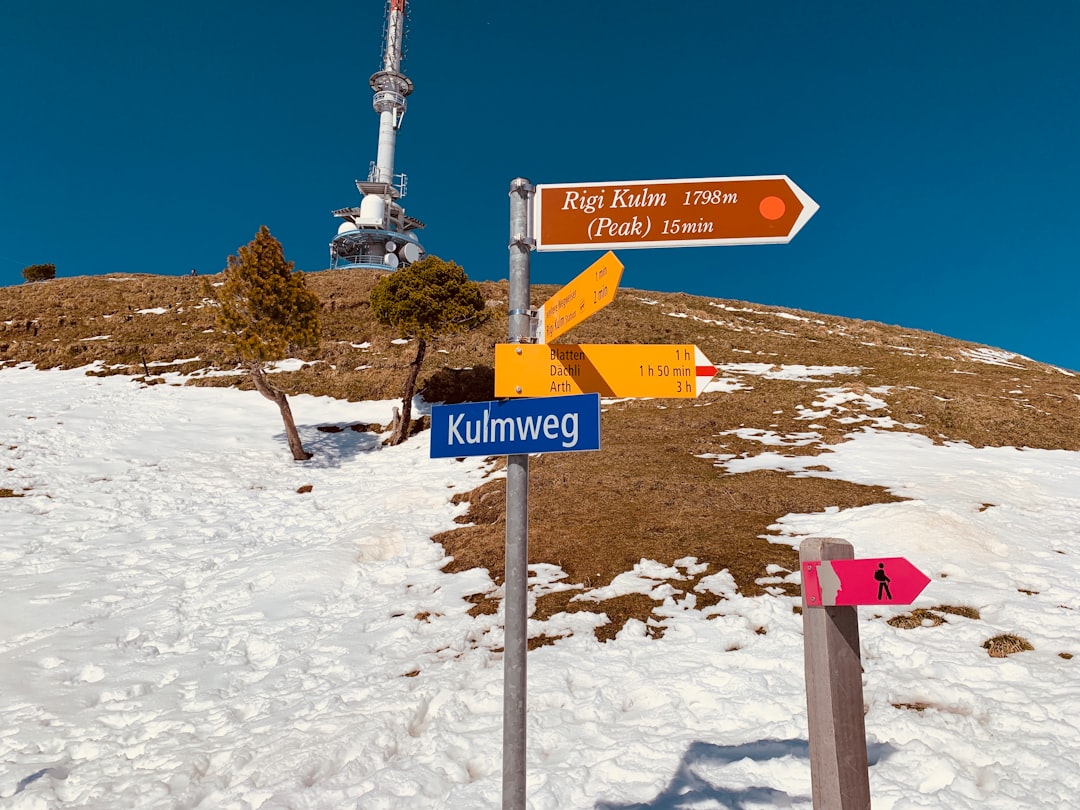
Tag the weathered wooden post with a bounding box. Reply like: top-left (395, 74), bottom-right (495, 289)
top-left (801, 537), bottom-right (872, 809)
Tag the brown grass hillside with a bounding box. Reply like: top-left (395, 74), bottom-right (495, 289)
top-left (3, 271), bottom-right (1079, 641)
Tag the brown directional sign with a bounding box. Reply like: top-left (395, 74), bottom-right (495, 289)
top-left (534, 175), bottom-right (818, 251)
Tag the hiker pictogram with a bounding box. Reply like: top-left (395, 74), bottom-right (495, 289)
top-left (874, 563), bottom-right (892, 600)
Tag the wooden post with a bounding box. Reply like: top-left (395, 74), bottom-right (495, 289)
top-left (801, 537), bottom-right (871, 809)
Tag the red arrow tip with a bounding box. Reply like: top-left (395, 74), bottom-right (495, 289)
top-left (697, 364), bottom-right (717, 378)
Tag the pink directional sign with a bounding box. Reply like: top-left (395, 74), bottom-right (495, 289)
top-left (803, 556), bottom-right (930, 607)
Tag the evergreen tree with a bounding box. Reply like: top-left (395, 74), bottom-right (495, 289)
top-left (214, 226), bottom-right (321, 461)
top-left (370, 256), bottom-right (486, 445)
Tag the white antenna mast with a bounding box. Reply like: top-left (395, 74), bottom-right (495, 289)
top-left (370, 0), bottom-right (410, 186)
top-left (329, 0), bottom-right (425, 270)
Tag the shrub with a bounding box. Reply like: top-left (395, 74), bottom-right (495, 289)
top-left (22, 263), bottom-right (56, 283)
top-left (370, 256), bottom-right (486, 444)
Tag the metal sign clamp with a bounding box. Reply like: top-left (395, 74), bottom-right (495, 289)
top-left (506, 309), bottom-right (539, 346)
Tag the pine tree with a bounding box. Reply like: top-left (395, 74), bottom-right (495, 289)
top-left (370, 256), bottom-right (486, 445)
top-left (214, 226), bottom-right (321, 461)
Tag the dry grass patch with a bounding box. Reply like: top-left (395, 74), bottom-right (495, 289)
top-left (934, 604), bottom-right (981, 620)
top-left (983, 634), bottom-right (1034, 657)
top-left (4, 271), bottom-right (1078, 448)
top-left (892, 702), bottom-right (931, 712)
top-left (438, 398), bottom-right (907, 638)
top-left (888, 604), bottom-right (980, 629)
top-left (888, 609), bottom-right (947, 629)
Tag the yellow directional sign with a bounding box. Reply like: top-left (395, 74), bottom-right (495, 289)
top-left (495, 343), bottom-right (718, 399)
top-left (537, 251), bottom-right (624, 344)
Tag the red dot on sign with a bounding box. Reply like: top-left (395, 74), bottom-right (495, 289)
top-left (759, 196), bottom-right (786, 220)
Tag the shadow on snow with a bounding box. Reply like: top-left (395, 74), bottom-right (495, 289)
top-left (594, 739), bottom-right (896, 810)
top-left (279, 423), bottom-right (387, 468)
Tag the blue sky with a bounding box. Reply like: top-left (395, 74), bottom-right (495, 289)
top-left (3, 1), bottom-right (1078, 371)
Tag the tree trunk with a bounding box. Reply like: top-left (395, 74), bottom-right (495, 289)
top-left (389, 337), bottom-right (426, 446)
top-left (249, 364), bottom-right (312, 461)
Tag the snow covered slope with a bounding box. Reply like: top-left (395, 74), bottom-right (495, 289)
top-left (2, 364), bottom-right (1079, 808)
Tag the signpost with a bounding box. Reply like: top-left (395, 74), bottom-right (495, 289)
top-left (495, 343), bottom-right (717, 399)
top-left (534, 175), bottom-right (819, 251)
top-left (429, 394), bottom-right (601, 458)
top-left (495, 171), bottom-right (817, 810)
top-left (502, 178), bottom-right (533, 810)
top-left (801, 539), bottom-right (931, 809)
top-left (536, 251), bottom-right (623, 344)
top-left (802, 556), bottom-right (931, 607)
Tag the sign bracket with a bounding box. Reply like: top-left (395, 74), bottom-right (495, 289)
top-left (506, 308), bottom-right (539, 343)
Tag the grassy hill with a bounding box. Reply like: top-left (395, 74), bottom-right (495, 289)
top-left (4, 270), bottom-right (1078, 640)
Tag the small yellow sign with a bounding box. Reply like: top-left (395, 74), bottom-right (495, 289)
top-left (495, 343), bottom-right (717, 399)
top-left (537, 251), bottom-right (624, 343)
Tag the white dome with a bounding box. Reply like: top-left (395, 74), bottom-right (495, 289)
top-left (337, 220), bottom-right (358, 234)
top-left (357, 195), bottom-right (386, 226)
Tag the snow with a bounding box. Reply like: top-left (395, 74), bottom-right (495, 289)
top-left (2, 365), bottom-right (1079, 808)
top-left (961, 348), bottom-right (1028, 369)
top-left (715, 363), bottom-right (861, 382)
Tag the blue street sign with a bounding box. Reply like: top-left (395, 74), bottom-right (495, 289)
top-left (429, 393), bottom-right (601, 458)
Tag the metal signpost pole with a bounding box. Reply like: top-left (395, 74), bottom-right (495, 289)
top-left (503, 177), bottom-right (534, 810)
